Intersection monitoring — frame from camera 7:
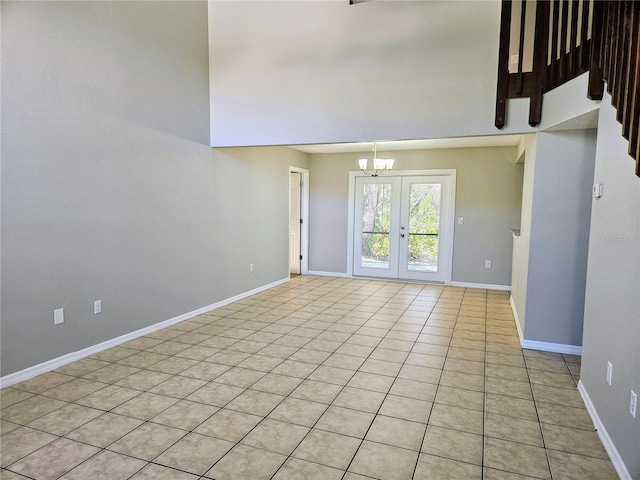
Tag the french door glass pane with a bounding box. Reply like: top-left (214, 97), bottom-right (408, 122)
top-left (407, 183), bottom-right (441, 272)
top-left (361, 183), bottom-right (391, 269)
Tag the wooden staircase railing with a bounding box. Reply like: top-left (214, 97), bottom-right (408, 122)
top-left (495, 0), bottom-right (640, 177)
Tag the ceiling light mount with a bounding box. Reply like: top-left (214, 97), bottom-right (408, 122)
top-left (358, 143), bottom-right (394, 177)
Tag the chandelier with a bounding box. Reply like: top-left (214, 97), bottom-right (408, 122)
top-left (358, 143), bottom-right (394, 176)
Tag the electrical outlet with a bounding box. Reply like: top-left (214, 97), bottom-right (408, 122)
top-left (94, 300), bottom-right (102, 314)
top-left (485, 260), bottom-right (492, 268)
top-left (631, 391), bottom-right (637, 418)
top-left (54, 308), bottom-right (64, 325)
top-left (606, 361), bottom-right (613, 386)
top-left (249, 264), bottom-right (254, 272)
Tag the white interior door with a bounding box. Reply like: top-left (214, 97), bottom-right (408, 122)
top-left (290, 172), bottom-right (301, 274)
top-left (353, 173), bottom-right (454, 283)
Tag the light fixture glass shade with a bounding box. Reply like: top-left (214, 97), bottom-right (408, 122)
top-left (373, 158), bottom-right (385, 171)
top-left (385, 159), bottom-right (394, 170)
top-left (359, 158), bottom-right (368, 170)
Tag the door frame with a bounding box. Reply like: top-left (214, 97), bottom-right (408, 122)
top-left (347, 169), bottom-right (457, 284)
top-left (289, 167), bottom-right (310, 275)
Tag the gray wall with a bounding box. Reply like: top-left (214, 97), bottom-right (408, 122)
top-left (524, 130), bottom-right (597, 346)
top-left (308, 147), bottom-right (524, 286)
top-left (208, 1), bottom-right (533, 146)
top-left (1, 1), bottom-right (308, 376)
top-left (581, 95), bottom-right (640, 478)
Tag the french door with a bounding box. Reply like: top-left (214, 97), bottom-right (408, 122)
top-left (353, 174), bottom-right (454, 283)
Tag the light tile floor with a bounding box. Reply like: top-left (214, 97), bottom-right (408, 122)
top-left (0, 276), bottom-right (619, 479)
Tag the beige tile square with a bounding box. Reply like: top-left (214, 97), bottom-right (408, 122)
top-left (111, 392), bottom-right (178, 420)
top-left (206, 444), bottom-right (287, 480)
top-left (388, 378), bottom-right (438, 402)
top-left (269, 397), bottom-right (328, 427)
top-left (421, 425), bottom-right (483, 465)
top-left (13, 372), bottom-right (75, 394)
top-left (1, 395), bottom-right (67, 424)
top-left (485, 412), bottom-right (544, 446)
top-left (414, 453), bottom-right (482, 480)
top-left (333, 387), bottom-right (386, 413)
top-left (0, 420), bottom-right (20, 436)
top-left (531, 383), bottom-right (585, 408)
top-left (178, 362), bottom-right (231, 382)
top-left (439, 370), bottom-right (484, 392)
top-left (75, 385), bottom-right (140, 411)
top-left (366, 415), bottom-right (426, 451)
top-left (59, 450), bottom-right (146, 480)
top-left (272, 457), bottom-right (344, 480)
top-left (536, 401), bottom-right (594, 430)
top-left (290, 379), bottom-right (343, 404)
top-left (527, 369), bottom-right (577, 389)
top-left (148, 357), bottom-right (199, 375)
top-left (149, 375), bottom-right (208, 398)
top-left (114, 370), bottom-right (172, 391)
top-left (250, 373), bottom-right (303, 396)
top-left (349, 441), bottom-right (418, 480)
top-left (195, 408), bottom-right (262, 441)
top-left (370, 347), bottom-right (410, 363)
top-left (322, 353), bottom-right (366, 370)
top-left (308, 365), bottom-right (354, 385)
top-left (1, 388), bottom-right (34, 409)
top-left (485, 393), bottom-right (538, 421)
top-left (485, 377), bottom-right (533, 400)
top-left (150, 399), bottom-right (217, 430)
top-left (242, 418), bottom-right (310, 455)
top-left (208, 350), bottom-right (252, 365)
top-left (65, 412), bottom-right (144, 448)
top-left (405, 352), bottom-right (446, 369)
top-left (154, 432), bottom-right (233, 475)
top-left (541, 423), bottom-right (608, 459)
top-left (0, 426), bottom-right (57, 467)
top-left (547, 450), bottom-right (618, 479)
top-left (8, 438), bottom-right (99, 480)
top-left (185, 382), bottom-right (244, 406)
top-left (293, 429), bottom-right (361, 470)
top-left (379, 394), bottom-right (432, 423)
top-left (213, 366), bottom-right (266, 388)
top-left (117, 351), bottom-right (168, 369)
top-left (108, 422), bottom-right (185, 461)
top-left (316, 406), bottom-right (375, 438)
top-left (347, 371), bottom-right (394, 393)
top-left (434, 385), bottom-right (484, 411)
top-left (42, 377), bottom-right (107, 402)
top-left (484, 437), bottom-right (550, 479)
top-left (225, 389), bottom-right (284, 416)
top-left (429, 403), bottom-right (483, 434)
top-left (129, 463), bottom-right (199, 479)
top-left (27, 403), bottom-right (102, 436)
top-left (271, 359), bottom-right (318, 378)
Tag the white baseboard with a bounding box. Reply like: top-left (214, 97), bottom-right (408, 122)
top-left (0, 277), bottom-right (289, 389)
top-left (450, 281), bottom-right (511, 291)
top-left (509, 296), bottom-right (582, 356)
top-left (307, 270), bottom-right (350, 277)
top-left (578, 381), bottom-right (633, 480)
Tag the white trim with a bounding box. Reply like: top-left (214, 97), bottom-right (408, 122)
top-left (509, 296), bottom-right (582, 355)
top-left (0, 277), bottom-right (289, 389)
top-left (521, 339), bottom-right (582, 355)
top-left (289, 167), bottom-right (310, 275)
top-left (578, 381), bottom-right (633, 480)
top-left (451, 281), bottom-right (511, 291)
top-left (307, 270), bottom-right (350, 277)
top-left (511, 295), bottom-right (525, 344)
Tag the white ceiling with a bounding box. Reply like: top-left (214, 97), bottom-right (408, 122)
top-left (289, 134), bottom-right (523, 154)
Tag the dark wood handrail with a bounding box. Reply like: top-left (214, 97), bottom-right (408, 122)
top-left (495, 0), bottom-right (640, 177)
